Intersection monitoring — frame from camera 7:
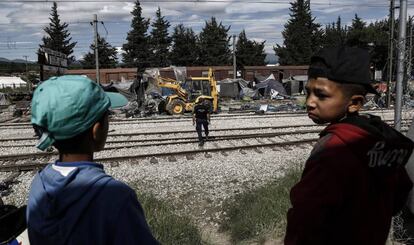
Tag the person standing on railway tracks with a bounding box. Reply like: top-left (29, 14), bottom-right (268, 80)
top-left (193, 98), bottom-right (211, 146)
top-left (27, 75), bottom-right (158, 245)
top-left (284, 46), bottom-right (414, 245)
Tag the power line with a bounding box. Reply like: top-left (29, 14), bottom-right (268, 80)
top-left (1, 0), bottom-right (412, 7)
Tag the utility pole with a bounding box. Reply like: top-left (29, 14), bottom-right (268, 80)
top-left (387, 0), bottom-right (395, 107)
top-left (395, 0), bottom-right (407, 131)
top-left (408, 17), bottom-right (413, 89)
top-left (93, 14), bottom-right (100, 84)
top-left (233, 35), bottom-right (236, 79)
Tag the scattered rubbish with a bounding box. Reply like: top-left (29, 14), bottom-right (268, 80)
top-left (229, 101), bottom-right (304, 114)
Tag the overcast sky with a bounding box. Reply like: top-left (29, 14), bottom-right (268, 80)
top-left (0, 0), bottom-right (413, 62)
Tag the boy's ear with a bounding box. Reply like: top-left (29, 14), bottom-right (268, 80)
top-left (92, 121), bottom-right (103, 144)
top-left (347, 95), bottom-right (365, 113)
top-left (91, 113), bottom-right (109, 151)
top-left (92, 120), bottom-right (107, 152)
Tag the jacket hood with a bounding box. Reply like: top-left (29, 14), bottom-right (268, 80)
top-left (322, 114), bottom-right (414, 171)
top-left (27, 161), bottom-right (112, 242)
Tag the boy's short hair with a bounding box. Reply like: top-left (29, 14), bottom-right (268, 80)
top-left (308, 46), bottom-right (377, 95)
top-left (31, 75), bottom-right (128, 151)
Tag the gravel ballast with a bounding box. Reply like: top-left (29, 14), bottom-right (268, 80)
top-left (0, 109), bottom-right (412, 230)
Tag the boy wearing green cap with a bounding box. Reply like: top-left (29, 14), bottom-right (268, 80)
top-left (284, 47), bottom-right (414, 244)
top-left (27, 75), bottom-right (158, 245)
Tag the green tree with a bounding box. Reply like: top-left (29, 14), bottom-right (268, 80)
top-left (365, 19), bottom-right (390, 71)
top-left (122, 0), bottom-right (151, 72)
top-left (323, 16), bottom-right (347, 48)
top-left (197, 17), bottom-right (232, 66)
top-left (236, 30), bottom-right (266, 68)
top-left (274, 0), bottom-right (322, 65)
top-left (346, 14), bottom-right (368, 47)
top-left (81, 35), bottom-right (118, 69)
top-left (169, 24), bottom-right (198, 66)
top-left (149, 7), bottom-right (171, 67)
top-left (39, 2), bottom-right (77, 63)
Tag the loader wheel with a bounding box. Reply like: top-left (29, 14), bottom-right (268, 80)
top-left (167, 99), bottom-right (185, 115)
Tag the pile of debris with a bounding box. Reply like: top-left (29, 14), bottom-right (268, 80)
top-left (0, 92), bottom-right (31, 123)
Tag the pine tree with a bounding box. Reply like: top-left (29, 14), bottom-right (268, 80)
top-left (253, 41), bottom-right (267, 66)
top-left (323, 16), bottom-right (346, 48)
top-left (122, 0), bottom-right (151, 72)
top-left (169, 24), bottom-right (198, 66)
top-left (197, 17), bottom-right (232, 66)
top-left (365, 20), bottom-right (390, 71)
top-left (346, 14), bottom-right (368, 47)
top-left (149, 7), bottom-right (171, 67)
top-left (236, 30), bottom-right (266, 68)
top-left (274, 0), bottom-right (322, 65)
top-left (39, 2), bottom-right (77, 63)
top-left (81, 35), bottom-right (118, 69)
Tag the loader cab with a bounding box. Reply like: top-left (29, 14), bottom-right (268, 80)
top-left (183, 79), bottom-right (212, 102)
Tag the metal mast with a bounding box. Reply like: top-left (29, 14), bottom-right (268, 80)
top-left (394, 0), bottom-right (407, 130)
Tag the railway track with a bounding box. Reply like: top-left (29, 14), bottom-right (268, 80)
top-left (0, 108), bottom-right (411, 173)
top-left (0, 119), bottom-right (409, 145)
top-left (0, 108), bottom-right (400, 129)
top-left (0, 124), bottom-right (325, 143)
top-left (0, 138), bottom-right (317, 172)
top-left (0, 126), bottom-right (410, 172)
top-left (0, 129), bottom-right (322, 160)
top-left (0, 112), bottom-right (309, 128)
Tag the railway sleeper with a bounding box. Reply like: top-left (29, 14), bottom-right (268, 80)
top-left (267, 138), bottom-right (277, 143)
top-left (254, 148), bottom-right (263, 153)
top-left (220, 151), bottom-right (229, 156)
top-left (168, 156), bottom-right (177, 162)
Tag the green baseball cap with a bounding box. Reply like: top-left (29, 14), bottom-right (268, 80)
top-left (31, 75), bottom-right (128, 151)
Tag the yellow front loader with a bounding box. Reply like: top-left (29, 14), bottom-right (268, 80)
top-left (156, 68), bottom-right (219, 115)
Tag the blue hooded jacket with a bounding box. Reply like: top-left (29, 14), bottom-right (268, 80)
top-left (26, 161), bottom-right (158, 245)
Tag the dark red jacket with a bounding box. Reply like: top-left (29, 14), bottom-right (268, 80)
top-left (285, 115), bottom-right (414, 245)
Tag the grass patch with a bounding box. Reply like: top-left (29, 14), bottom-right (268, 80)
top-left (136, 192), bottom-right (206, 245)
top-left (220, 167), bottom-right (302, 244)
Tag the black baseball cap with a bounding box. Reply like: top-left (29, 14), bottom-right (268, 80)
top-left (308, 46), bottom-right (378, 95)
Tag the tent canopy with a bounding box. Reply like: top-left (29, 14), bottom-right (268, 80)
top-left (255, 77), bottom-right (287, 96)
top-left (0, 77), bottom-right (27, 88)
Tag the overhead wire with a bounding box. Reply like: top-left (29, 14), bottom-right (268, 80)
top-left (1, 0), bottom-right (413, 7)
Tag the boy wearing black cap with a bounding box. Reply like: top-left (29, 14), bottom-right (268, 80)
top-left (284, 46), bottom-right (414, 244)
top-left (27, 75), bottom-right (158, 245)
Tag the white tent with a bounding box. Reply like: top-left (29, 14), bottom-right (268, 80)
top-left (0, 77), bottom-right (27, 89)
